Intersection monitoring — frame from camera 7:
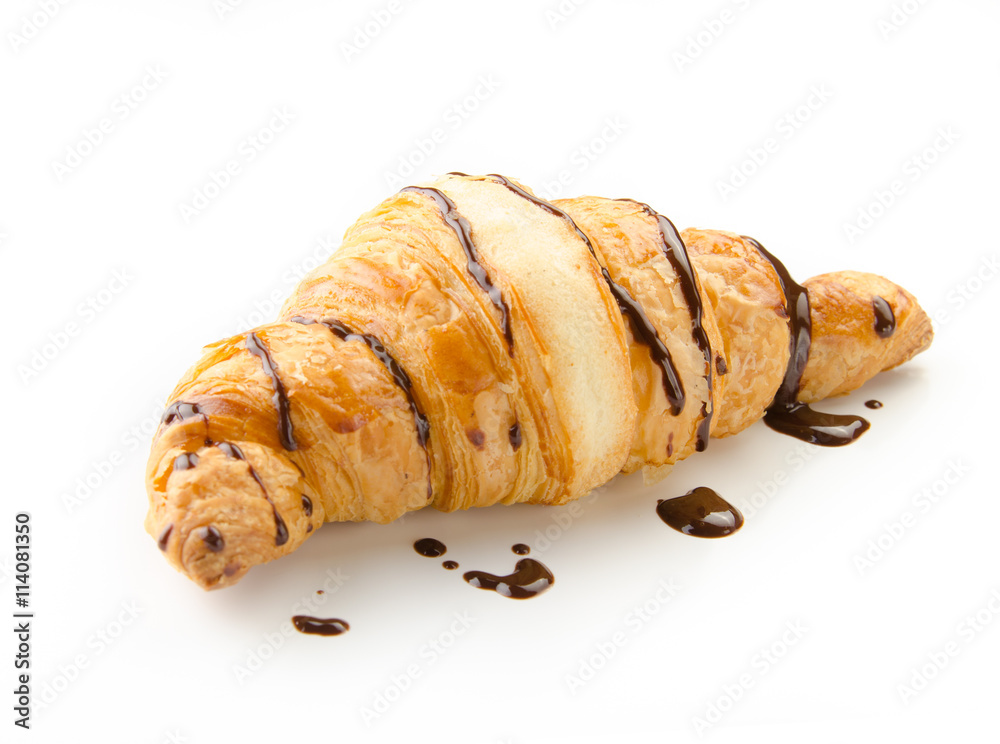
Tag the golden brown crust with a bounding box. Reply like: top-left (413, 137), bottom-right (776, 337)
top-left (145, 175), bottom-right (932, 589)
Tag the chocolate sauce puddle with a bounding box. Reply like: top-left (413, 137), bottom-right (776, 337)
top-left (511, 543), bottom-right (530, 555)
top-left (291, 316), bottom-right (432, 499)
top-left (463, 558), bottom-right (554, 599)
top-left (292, 616), bottom-right (350, 636)
top-left (624, 200), bottom-right (714, 450)
top-left (402, 185), bottom-right (513, 354)
top-left (479, 173), bottom-right (685, 415)
top-left (442, 560), bottom-right (459, 570)
top-left (657, 488), bottom-right (743, 538)
top-left (414, 538), bottom-right (447, 557)
top-left (743, 236), bottom-right (870, 446)
top-left (865, 400), bottom-right (883, 409)
top-left (245, 332), bottom-right (297, 451)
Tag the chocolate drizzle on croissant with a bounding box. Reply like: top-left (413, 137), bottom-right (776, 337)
top-left (401, 185), bottom-right (514, 354)
top-left (486, 174), bottom-right (686, 417)
top-left (245, 331), bottom-right (297, 451)
top-left (145, 173), bottom-right (933, 590)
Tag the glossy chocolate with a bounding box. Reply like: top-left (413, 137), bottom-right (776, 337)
top-left (245, 332), bottom-right (297, 451)
top-left (216, 441), bottom-right (289, 546)
top-left (511, 543), bottom-right (530, 555)
top-left (402, 185), bottom-right (514, 353)
top-left (292, 616), bottom-right (350, 636)
top-left (656, 487), bottom-right (744, 538)
top-left (463, 558), bottom-right (554, 599)
top-left (414, 538), bottom-right (447, 557)
top-left (199, 525), bottom-right (225, 552)
top-left (482, 174), bottom-right (686, 415)
top-left (872, 296), bottom-right (896, 338)
top-left (865, 400), bottom-right (883, 409)
top-left (157, 523), bottom-right (173, 551)
top-left (301, 494), bottom-right (313, 516)
top-left (625, 200), bottom-right (715, 451)
top-left (173, 452), bottom-right (199, 471)
top-left (161, 401), bottom-right (204, 426)
top-left (290, 316), bottom-right (432, 499)
top-left (508, 422), bottom-right (522, 451)
top-left (442, 560), bottom-right (459, 570)
top-left (744, 236), bottom-right (871, 447)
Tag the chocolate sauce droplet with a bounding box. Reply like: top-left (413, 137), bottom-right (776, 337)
top-left (173, 452), bottom-right (199, 471)
top-left (414, 538), bottom-right (447, 557)
top-left (511, 543), bottom-right (530, 555)
top-left (290, 316), bottom-right (432, 500)
top-left (865, 399), bottom-right (883, 409)
top-left (402, 185), bottom-right (514, 354)
top-left (292, 616), bottom-right (349, 636)
top-left (656, 488), bottom-right (744, 538)
top-left (508, 422), bottom-right (522, 451)
top-left (442, 560), bottom-right (459, 570)
top-left (872, 296), bottom-right (896, 338)
top-left (215, 441), bottom-right (289, 546)
top-left (161, 401), bottom-right (204, 426)
top-left (483, 174), bottom-right (686, 416)
top-left (223, 562), bottom-right (240, 577)
top-left (198, 525), bottom-right (225, 552)
top-left (624, 200), bottom-right (715, 451)
top-left (745, 236), bottom-right (871, 447)
top-left (216, 442), bottom-right (244, 460)
top-left (715, 354), bottom-right (728, 376)
top-left (301, 494), bottom-right (313, 516)
top-left (245, 332), bottom-right (297, 451)
top-left (157, 523), bottom-right (173, 551)
top-left (765, 404), bottom-right (871, 445)
top-left (463, 558), bottom-right (554, 599)
top-left (466, 428), bottom-right (486, 448)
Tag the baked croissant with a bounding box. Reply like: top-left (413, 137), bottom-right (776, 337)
top-left (145, 173), bottom-right (932, 589)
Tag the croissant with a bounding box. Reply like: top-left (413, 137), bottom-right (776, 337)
top-left (145, 173), bottom-right (932, 590)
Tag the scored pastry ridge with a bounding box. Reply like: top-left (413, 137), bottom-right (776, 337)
top-left (145, 172), bottom-right (933, 589)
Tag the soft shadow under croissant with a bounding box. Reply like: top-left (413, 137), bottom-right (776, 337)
top-left (144, 173), bottom-right (933, 589)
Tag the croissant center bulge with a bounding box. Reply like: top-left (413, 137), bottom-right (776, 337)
top-left (144, 173), bottom-right (932, 590)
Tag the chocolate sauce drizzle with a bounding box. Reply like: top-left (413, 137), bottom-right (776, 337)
top-left (508, 422), bottom-right (522, 451)
top-left (292, 616), bottom-right (350, 636)
top-left (624, 200), bottom-right (715, 451)
top-left (216, 441), bottom-right (289, 546)
top-left (198, 525), bottom-right (225, 552)
top-left (656, 487), bottom-right (743, 538)
top-left (414, 537), bottom-right (447, 557)
top-left (744, 236), bottom-right (871, 447)
top-left (160, 401), bottom-right (205, 426)
top-left (290, 316), bottom-right (432, 498)
top-left (157, 524), bottom-right (173, 551)
top-left (479, 174), bottom-right (685, 416)
top-left (872, 296), bottom-right (896, 338)
top-left (245, 332), bottom-right (297, 451)
top-left (463, 558), bottom-right (554, 599)
top-left (402, 186), bottom-right (514, 354)
top-left (173, 452), bottom-right (199, 471)
top-left (301, 494), bottom-right (313, 516)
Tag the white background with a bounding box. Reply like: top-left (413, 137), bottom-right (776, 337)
top-left (2, 1), bottom-right (998, 742)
